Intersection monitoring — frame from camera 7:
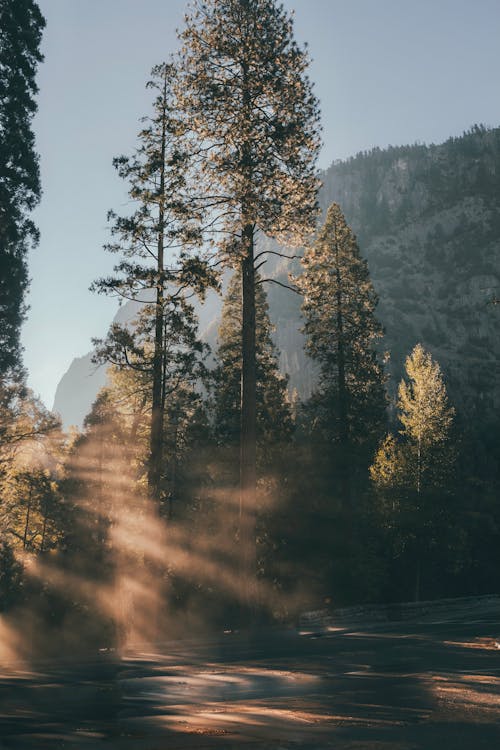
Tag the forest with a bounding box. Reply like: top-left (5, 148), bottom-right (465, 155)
top-left (1, 0), bottom-right (499, 661)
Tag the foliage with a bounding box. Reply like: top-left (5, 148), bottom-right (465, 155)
top-left (1, 468), bottom-right (64, 553)
top-left (178, 0), bottom-right (321, 256)
top-left (296, 203), bottom-right (387, 495)
top-left (0, 381), bottom-right (60, 477)
top-left (0, 0), bottom-right (45, 375)
top-left (370, 344), bottom-right (456, 600)
top-left (210, 269), bottom-right (293, 454)
top-left (0, 541), bottom-right (23, 611)
top-left (91, 62), bottom-right (214, 305)
top-left (92, 63), bottom-right (217, 498)
top-left (397, 343), bottom-right (455, 492)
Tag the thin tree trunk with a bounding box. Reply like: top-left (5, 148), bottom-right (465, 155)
top-left (334, 233), bottom-right (351, 507)
top-left (23, 485), bottom-right (32, 551)
top-left (415, 436), bottom-right (422, 601)
top-left (40, 509), bottom-right (47, 553)
top-left (149, 282), bottom-right (164, 501)
top-left (169, 415), bottom-right (179, 521)
top-left (148, 77), bottom-right (168, 504)
top-left (240, 223), bottom-right (257, 613)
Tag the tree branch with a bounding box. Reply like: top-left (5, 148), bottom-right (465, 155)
top-left (256, 277), bottom-right (302, 295)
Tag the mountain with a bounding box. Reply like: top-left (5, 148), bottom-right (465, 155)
top-left (52, 353), bottom-right (107, 429)
top-left (271, 125), bottom-right (500, 433)
top-left (54, 125), bottom-right (500, 446)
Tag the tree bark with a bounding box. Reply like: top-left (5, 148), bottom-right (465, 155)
top-left (148, 78), bottom-right (168, 504)
top-left (240, 223), bottom-right (257, 612)
top-left (334, 232), bottom-right (351, 507)
top-left (149, 282), bottom-right (164, 501)
top-left (23, 485), bottom-right (32, 551)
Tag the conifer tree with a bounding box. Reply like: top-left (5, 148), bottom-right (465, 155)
top-left (95, 366), bottom-right (211, 519)
top-left (211, 269), bottom-right (293, 455)
top-left (296, 203), bottom-right (386, 502)
top-left (370, 344), bottom-right (455, 600)
top-left (0, 0), bottom-right (45, 376)
top-left (178, 0), bottom-right (320, 594)
top-left (397, 343), bottom-right (455, 493)
top-left (92, 64), bottom-right (215, 502)
top-left (2, 468), bottom-right (63, 553)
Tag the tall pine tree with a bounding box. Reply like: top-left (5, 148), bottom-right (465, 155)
top-left (296, 203), bottom-right (386, 503)
top-left (178, 0), bottom-right (320, 592)
top-left (370, 344), bottom-right (456, 600)
top-left (397, 343), bottom-right (455, 494)
top-left (92, 63), bottom-right (215, 502)
top-left (0, 0), bottom-right (45, 376)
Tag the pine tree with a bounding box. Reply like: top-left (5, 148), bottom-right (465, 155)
top-left (296, 203), bottom-right (386, 502)
top-left (370, 344), bottom-right (456, 600)
top-left (178, 0), bottom-right (320, 594)
top-left (397, 343), bottom-right (455, 494)
top-left (92, 63), bottom-right (215, 502)
top-left (2, 468), bottom-right (63, 553)
top-left (211, 269), bottom-right (293, 456)
top-left (0, 0), bottom-right (45, 376)
top-left (0, 386), bottom-right (59, 478)
top-left (100, 365), bottom-right (211, 520)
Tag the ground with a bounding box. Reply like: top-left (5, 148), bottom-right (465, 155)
top-left (1, 604), bottom-right (500, 749)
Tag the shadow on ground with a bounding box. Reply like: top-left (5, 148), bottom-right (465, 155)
top-left (1, 618), bottom-right (500, 749)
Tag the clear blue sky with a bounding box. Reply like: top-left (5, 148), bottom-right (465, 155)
top-left (23, 0), bottom-right (500, 408)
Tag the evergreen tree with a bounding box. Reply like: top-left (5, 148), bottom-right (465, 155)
top-left (92, 63), bottom-right (215, 502)
top-left (100, 365), bottom-right (211, 520)
top-left (371, 344), bottom-right (455, 497)
top-left (178, 1), bottom-right (320, 598)
top-left (0, 0), bottom-right (45, 376)
top-left (370, 344), bottom-right (456, 600)
top-left (296, 203), bottom-right (386, 502)
top-left (397, 343), bottom-right (455, 493)
top-left (1, 468), bottom-right (63, 553)
top-left (0, 386), bottom-right (59, 478)
top-left (211, 269), bottom-right (293, 456)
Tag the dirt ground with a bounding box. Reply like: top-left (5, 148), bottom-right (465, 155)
top-left (1, 607), bottom-right (500, 749)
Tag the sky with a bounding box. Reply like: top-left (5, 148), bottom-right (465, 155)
top-left (23, 0), bottom-right (500, 409)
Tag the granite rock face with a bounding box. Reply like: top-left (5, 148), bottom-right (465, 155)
top-left (52, 352), bottom-right (107, 429)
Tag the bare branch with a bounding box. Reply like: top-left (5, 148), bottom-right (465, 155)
top-left (256, 277), bottom-right (302, 295)
top-left (254, 249), bottom-right (302, 263)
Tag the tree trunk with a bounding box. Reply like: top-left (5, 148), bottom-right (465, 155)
top-left (40, 512), bottom-right (47, 553)
top-left (240, 223), bottom-right (257, 613)
top-left (149, 282), bottom-right (164, 501)
top-left (23, 485), bottom-right (32, 551)
top-left (335, 236), bottom-right (351, 507)
top-left (148, 81), bottom-right (167, 504)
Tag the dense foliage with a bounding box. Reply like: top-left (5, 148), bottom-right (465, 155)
top-left (296, 203), bottom-right (387, 502)
top-left (91, 63), bottom-right (216, 500)
top-left (210, 269), bottom-right (293, 454)
top-left (0, 0), bottom-right (45, 375)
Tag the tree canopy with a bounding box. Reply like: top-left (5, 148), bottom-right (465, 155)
top-left (0, 0), bottom-right (45, 375)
